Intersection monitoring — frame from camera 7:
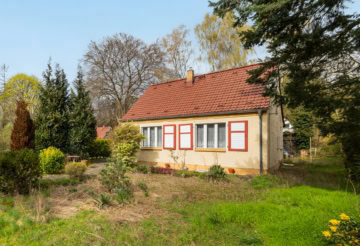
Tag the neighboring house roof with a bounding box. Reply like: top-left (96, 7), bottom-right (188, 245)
top-left (122, 64), bottom-right (270, 121)
top-left (96, 126), bottom-right (112, 139)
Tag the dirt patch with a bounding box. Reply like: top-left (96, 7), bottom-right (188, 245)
top-left (41, 172), bottom-right (256, 222)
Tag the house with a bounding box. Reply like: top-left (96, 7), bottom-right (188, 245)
top-left (122, 65), bottom-right (283, 175)
top-left (96, 126), bottom-right (112, 139)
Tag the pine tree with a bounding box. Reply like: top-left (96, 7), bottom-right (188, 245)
top-left (68, 66), bottom-right (97, 157)
top-left (10, 100), bottom-right (35, 150)
top-left (35, 61), bottom-right (70, 152)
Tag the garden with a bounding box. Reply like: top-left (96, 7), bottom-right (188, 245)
top-left (0, 63), bottom-right (358, 245)
top-left (1, 115), bottom-right (359, 245)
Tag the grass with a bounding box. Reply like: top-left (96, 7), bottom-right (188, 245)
top-left (1, 158), bottom-right (359, 245)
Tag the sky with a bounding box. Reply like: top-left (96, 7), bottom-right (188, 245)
top-left (1, 0), bottom-right (360, 85)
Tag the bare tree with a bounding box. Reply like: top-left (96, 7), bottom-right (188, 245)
top-left (161, 25), bottom-right (194, 80)
top-left (83, 33), bottom-right (165, 120)
top-left (0, 64), bottom-right (8, 91)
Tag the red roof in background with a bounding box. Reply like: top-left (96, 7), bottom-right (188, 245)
top-left (96, 126), bottom-right (112, 139)
top-left (122, 64), bottom-right (270, 121)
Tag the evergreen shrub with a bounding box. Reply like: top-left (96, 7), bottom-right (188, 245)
top-left (39, 146), bottom-right (65, 174)
top-left (0, 149), bottom-right (41, 194)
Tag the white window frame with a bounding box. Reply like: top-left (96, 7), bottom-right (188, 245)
top-left (195, 123), bottom-right (226, 149)
top-left (141, 126), bottom-right (162, 148)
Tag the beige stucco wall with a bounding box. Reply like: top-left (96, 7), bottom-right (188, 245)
top-left (130, 111), bottom-right (284, 174)
top-left (267, 104), bottom-right (284, 169)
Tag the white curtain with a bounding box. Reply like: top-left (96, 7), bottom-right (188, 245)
top-left (196, 125), bottom-right (204, 148)
top-left (150, 127), bottom-right (155, 147)
top-left (218, 123), bottom-right (226, 148)
top-left (157, 127), bottom-right (162, 147)
top-left (207, 124), bottom-right (215, 148)
top-left (142, 128), bottom-right (148, 147)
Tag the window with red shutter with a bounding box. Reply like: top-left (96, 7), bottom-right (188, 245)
top-left (163, 125), bottom-right (176, 149)
top-left (228, 121), bottom-right (248, 151)
top-left (179, 124), bottom-right (193, 150)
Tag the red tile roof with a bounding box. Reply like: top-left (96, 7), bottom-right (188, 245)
top-left (96, 126), bottom-right (112, 139)
top-left (122, 64), bottom-right (270, 121)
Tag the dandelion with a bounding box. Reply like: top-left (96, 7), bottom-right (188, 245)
top-left (322, 231), bottom-right (332, 238)
top-left (340, 213), bottom-right (350, 221)
top-left (330, 226), bottom-right (337, 232)
top-left (329, 219), bottom-right (341, 226)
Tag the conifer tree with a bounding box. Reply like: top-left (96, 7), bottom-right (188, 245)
top-left (68, 66), bottom-right (97, 157)
top-left (10, 100), bottom-right (35, 150)
top-left (35, 62), bottom-right (70, 152)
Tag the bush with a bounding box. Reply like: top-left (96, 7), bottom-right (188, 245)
top-left (0, 149), bottom-right (41, 195)
top-left (151, 166), bottom-right (175, 175)
top-left (136, 164), bottom-right (149, 174)
top-left (111, 123), bottom-right (145, 167)
top-left (207, 165), bottom-right (226, 181)
top-left (323, 213), bottom-right (360, 245)
top-left (250, 174), bottom-right (280, 190)
top-left (65, 162), bottom-right (87, 179)
top-left (39, 147), bottom-right (65, 174)
top-left (99, 161), bottom-right (133, 204)
top-left (174, 170), bottom-right (204, 178)
top-left (137, 180), bottom-right (149, 197)
top-left (89, 139), bottom-right (111, 158)
top-left (91, 193), bottom-right (112, 209)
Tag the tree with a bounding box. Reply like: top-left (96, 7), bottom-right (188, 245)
top-left (10, 100), bottom-right (35, 150)
top-left (288, 107), bottom-right (314, 150)
top-left (161, 25), bottom-right (194, 79)
top-left (83, 33), bottom-right (165, 120)
top-left (194, 12), bottom-right (253, 72)
top-left (0, 64), bottom-right (8, 91)
top-left (0, 73), bottom-right (41, 122)
top-left (68, 66), bottom-right (97, 157)
top-left (211, 0), bottom-right (360, 178)
top-left (36, 62), bottom-right (70, 152)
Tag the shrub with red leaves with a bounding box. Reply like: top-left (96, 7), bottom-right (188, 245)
top-left (150, 166), bottom-right (175, 175)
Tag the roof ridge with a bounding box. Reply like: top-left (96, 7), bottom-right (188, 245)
top-left (151, 63), bottom-right (262, 87)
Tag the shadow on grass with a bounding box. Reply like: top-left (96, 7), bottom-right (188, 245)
top-left (273, 162), bottom-right (358, 193)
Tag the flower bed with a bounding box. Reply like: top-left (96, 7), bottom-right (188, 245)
top-left (150, 166), bottom-right (175, 175)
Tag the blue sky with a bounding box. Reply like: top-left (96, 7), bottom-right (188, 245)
top-left (1, 0), bottom-right (359, 84)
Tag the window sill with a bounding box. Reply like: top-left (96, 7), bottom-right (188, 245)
top-left (141, 147), bottom-right (162, 151)
top-left (195, 148), bottom-right (226, 152)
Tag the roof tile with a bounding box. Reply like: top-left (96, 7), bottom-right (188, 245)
top-left (122, 65), bottom-right (270, 120)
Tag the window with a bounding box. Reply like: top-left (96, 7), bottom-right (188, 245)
top-left (196, 123), bottom-right (226, 149)
top-left (228, 121), bottom-right (248, 151)
top-left (141, 126), bottom-right (162, 148)
top-left (179, 124), bottom-right (193, 150)
top-left (163, 125), bottom-right (176, 149)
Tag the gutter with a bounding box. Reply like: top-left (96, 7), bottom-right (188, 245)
top-left (258, 109), bottom-right (263, 175)
top-left (121, 108), bottom-right (268, 122)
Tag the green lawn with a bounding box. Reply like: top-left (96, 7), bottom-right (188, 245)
top-left (0, 160), bottom-right (358, 245)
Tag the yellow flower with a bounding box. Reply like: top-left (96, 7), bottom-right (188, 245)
top-left (340, 213), bottom-right (350, 221)
top-left (330, 226), bottom-right (337, 232)
top-left (322, 231), bottom-right (332, 238)
top-left (329, 219), bottom-right (341, 226)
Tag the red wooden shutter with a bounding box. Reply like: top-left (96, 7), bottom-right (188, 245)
top-left (163, 125), bottom-right (176, 149)
top-left (228, 121), bottom-right (248, 151)
top-left (179, 124), bottom-right (193, 150)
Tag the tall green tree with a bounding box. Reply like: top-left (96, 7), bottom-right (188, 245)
top-left (194, 11), bottom-right (253, 71)
top-left (211, 0), bottom-right (360, 178)
top-left (68, 67), bottom-right (97, 157)
top-left (288, 107), bottom-right (314, 150)
top-left (36, 62), bottom-right (70, 152)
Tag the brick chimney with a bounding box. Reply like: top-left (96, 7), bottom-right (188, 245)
top-left (186, 68), bottom-right (194, 84)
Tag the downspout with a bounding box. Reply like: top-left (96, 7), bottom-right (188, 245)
top-left (258, 109), bottom-right (263, 175)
